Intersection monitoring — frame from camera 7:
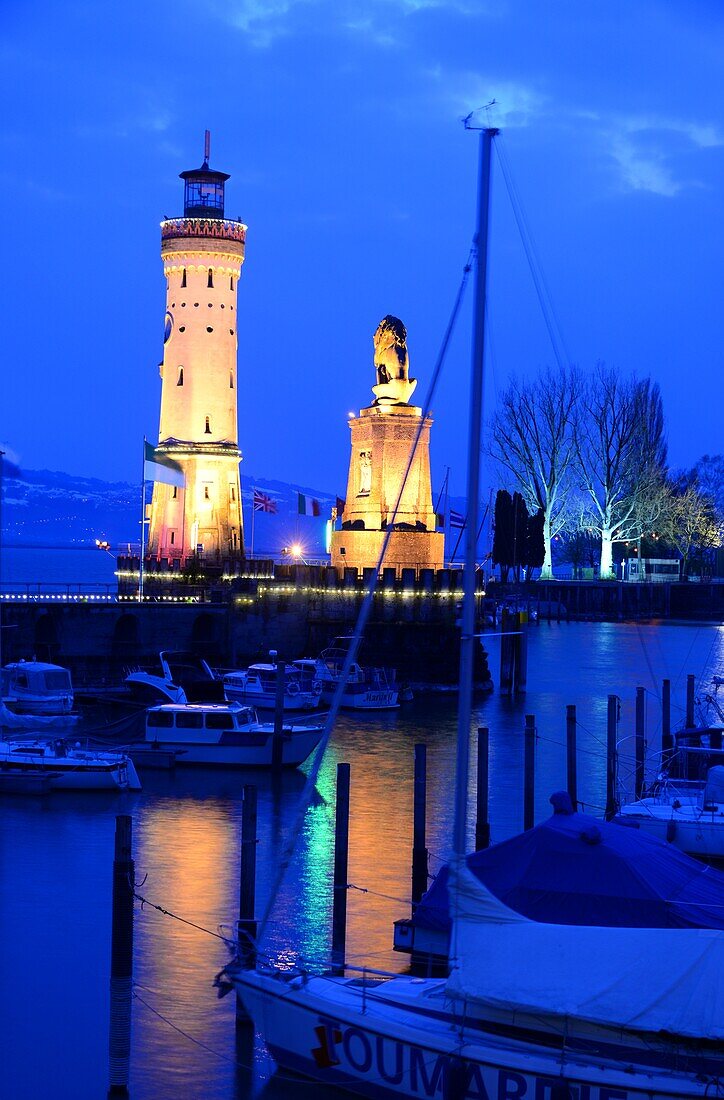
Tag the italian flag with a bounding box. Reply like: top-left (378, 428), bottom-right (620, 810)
top-left (143, 441), bottom-right (185, 488)
top-left (297, 492), bottom-right (321, 517)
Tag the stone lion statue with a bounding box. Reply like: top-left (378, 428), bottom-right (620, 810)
top-left (372, 315), bottom-right (417, 404)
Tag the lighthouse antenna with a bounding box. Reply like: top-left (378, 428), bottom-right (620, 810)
top-left (204, 130), bottom-right (211, 166)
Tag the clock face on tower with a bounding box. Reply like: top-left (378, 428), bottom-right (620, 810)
top-left (164, 311), bottom-right (173, 343)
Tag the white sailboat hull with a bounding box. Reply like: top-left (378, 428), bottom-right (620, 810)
top-left (233, 969), bottom-right (720, 1100)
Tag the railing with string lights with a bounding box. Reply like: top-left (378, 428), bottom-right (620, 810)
top-left (160, 217), bottom-right (246, 243)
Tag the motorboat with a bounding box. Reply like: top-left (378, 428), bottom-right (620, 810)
top-left (124, 650), bottom-right (224, 705)
top-left (145, 702), bottom-right (324, 767)
top-left (395, 792), bottom-right (724, 963)
top-left (0, 738), bottom-right (141, 791)
top-left (615, 766), bottom-right (724, 860)
top-left (221, 131), bottom-right (724, 1100)
top-left (223, 651), bottom-right (322, 712)
top-left (294, 636), bottom-right (400, 710)
top-left (1, 660), bottom-right (74, 715)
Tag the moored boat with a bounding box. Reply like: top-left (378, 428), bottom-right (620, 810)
top-left (615, 765), bottom-right (724, 860)
top-left (145, 702), bottom-right (324, 767)
top-left (0, 738), bottom-right (141, 791)
top-left (223, 652), bottom-right (322, 711)
top-left (2, 660), bottom-right (75, 715)
top-left (294, 637), bottom-right (400, 710)
top-left (124, 650), bottom-right (224, 705)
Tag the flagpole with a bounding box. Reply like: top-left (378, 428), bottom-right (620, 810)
top-left (139, 437), bottom-right (146, 603)
top-left (250, 487), bottom-right (256, 559)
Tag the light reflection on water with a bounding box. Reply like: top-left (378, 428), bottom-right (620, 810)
top-left (1, 621), bottom-right (722, 1099)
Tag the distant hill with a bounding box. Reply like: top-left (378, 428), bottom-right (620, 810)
top-left (1, 468), bottom-right (338, 557)
top-left (1, 468), bottom-right (469, 560)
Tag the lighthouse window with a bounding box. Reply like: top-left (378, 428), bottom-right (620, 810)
top-left (170, 532), bottom-right (175, 545)
top-left (181, 269), bottom-right (187, 288)
top-left (204, 486), bottom-right (210, 500)
top-left (207, 327), bottom-right (214, 333)
top-left (230, 276), bottom-right (234, 291)
top-left (205, 417), bottom-right (211, 434)
top-left (179, 326), bottom-right (185, 333)
top-left (229, 371), bottom-right (234, 389)
top-left (177, 366), bottom-right (184, 386)
top-left (230, 486), bottom-right (236, 502)
top-left (172, 487), bottom-right (178, 500)
top-left (207, 269), bottom-right (214, 288)
top-left (229, 329), bottom-right (234, 335)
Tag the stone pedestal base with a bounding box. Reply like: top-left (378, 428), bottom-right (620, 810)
top-left (331, 529), bottom-right (444, 575)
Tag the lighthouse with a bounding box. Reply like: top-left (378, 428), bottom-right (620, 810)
top-left (147, 134), bottom-right (246, 565)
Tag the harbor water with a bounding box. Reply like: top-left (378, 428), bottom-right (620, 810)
top-left (1, 620), bottom-right (723, 1099)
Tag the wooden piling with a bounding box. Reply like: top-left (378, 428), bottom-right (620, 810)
top-left (635, 686), bottom-right (646, 799)
top-left (523, 715), bottom-right (535, 831)
top-left (685, 674), bottom-right (696, 729)
top-left (412, 744), bottom-right (428, 904)
top-left (272, 659), bottom-right (285, 771)
top-left (662, 678), bottom-right (672, 760)
top-left (475, 727), bottom-right (490, 850)
top-left (605, 695), bottom-right (618, 820)
top-left (499, 608), bottom-right (514, 695)
top-left (238, 785), bottom-right (258, 974)
top-left (566, 705), bottom-right (577, 809)
top-left (515, 611), bottom-right (528, 693)
top-left (331, 762), bottom-right (351, 976)
top-left (108, 815), bottom-right (134, 1098)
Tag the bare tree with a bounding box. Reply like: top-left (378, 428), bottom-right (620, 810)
top-left (489, 367), bottom-right (579, 579)
top-left (574, 365), bottom-right (668, 577)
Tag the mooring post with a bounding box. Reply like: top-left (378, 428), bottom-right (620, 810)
top-left (605, 695), bottom-right (618, 820)
top-left (685, 673), bottom-right (696, 730)
top-left (108, 815), bottom-right (134, 1098)
top-left (523, 715), bottom-right (535, 831)
top-left (237, 784), bottom-right (258, 997)
top-left (500, 607), bottom-right (516, 695)
top-left (272, 659), bottom-right (285, 771)
top-left (331, 762), bottom-right (351, 976)
top-left (566, 704), bottom-right (577, 809)
top-left (635, 686), bottom-right (646, 799)
top-left (514, 611), bottom-right (528, 693)
top-left (662, 678), bottom-right (673, 761)
top-left (475, 727), bottom-right (490, 850)
top-left (412, 744), bottom-right (428, 905)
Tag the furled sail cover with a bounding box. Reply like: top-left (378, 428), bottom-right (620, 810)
top-left (446, 861), bottom-right (724, 1041)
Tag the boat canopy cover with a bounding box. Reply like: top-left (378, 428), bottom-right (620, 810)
top-left (0, 702), bottom-right (78, 730)
top-left (416, 798), bottom-right (724, 930)
top-left (705, 765), bottom-right (724, 802)
top-left (446, 860), bottom-right (724, 1040)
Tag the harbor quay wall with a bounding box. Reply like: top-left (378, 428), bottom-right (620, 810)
top-left (0, 580), bottom-right (489, 687)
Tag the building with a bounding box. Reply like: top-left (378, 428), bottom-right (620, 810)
top-left (147, 135), bottom-right (246, 566)
top-left (331, 316), bottom-right (444, 574)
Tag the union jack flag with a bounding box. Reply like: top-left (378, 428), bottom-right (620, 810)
top-left (253, 489), bottom-right (278, 514)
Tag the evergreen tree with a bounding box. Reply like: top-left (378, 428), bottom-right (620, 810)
top-left (492, 490), bottom-right (514, 581)
top-left (512, 492), bottom-right (529, 580)
top-left (525, 508), bottom-right (546, 576)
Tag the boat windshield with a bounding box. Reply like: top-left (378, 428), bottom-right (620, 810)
top-left (42, 670), bottom-right (72, 691)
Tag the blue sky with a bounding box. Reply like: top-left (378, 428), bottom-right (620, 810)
top-left (2, 0), bottom-right (723, 496)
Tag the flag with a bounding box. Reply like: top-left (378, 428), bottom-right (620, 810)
top-left (253, 489), bottom-right (278, 514)
top-left (450, 509), bottom-right (466, 529)
top-left (298, 492), bottom-right (321, 517)
top-left (143, 441), bottom-right (185, 488)
top-left (336, 496), bottom-right (345, 515)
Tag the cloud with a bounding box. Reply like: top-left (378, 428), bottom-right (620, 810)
top-left (600, 113), bottom-right (724, 197)
top-left (433, 72), bottom-right (545, 129)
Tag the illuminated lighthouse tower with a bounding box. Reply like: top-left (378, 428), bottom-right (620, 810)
top-left (148, 134), bottom-right (246, 564)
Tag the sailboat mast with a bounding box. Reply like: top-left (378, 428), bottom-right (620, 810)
top-left (452, 126), bottom-right (497, 858)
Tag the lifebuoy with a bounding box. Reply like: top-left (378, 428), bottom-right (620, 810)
top-left (287, 681), bottom-right (300, 696)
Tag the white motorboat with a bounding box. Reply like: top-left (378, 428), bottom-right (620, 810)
top-left (294, 637), bottom-right (399, 710)
top-left (221, 130), bottom-right (724, 1100)
top-left (616, 766), bottom-right (724, 859)
top-left (0, 738), bottom-right (141, 791)
top-left (145, 702), bottom-right (324, 767)
top-left (124, 650), bottom-right (224, 705)
top-left (223, 652), bottom-right (322, 712)
top-left (2, 660), bottom-right (74, 715)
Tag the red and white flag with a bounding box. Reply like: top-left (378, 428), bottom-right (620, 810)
top-left (253, 489), bottom-right (278, 514)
